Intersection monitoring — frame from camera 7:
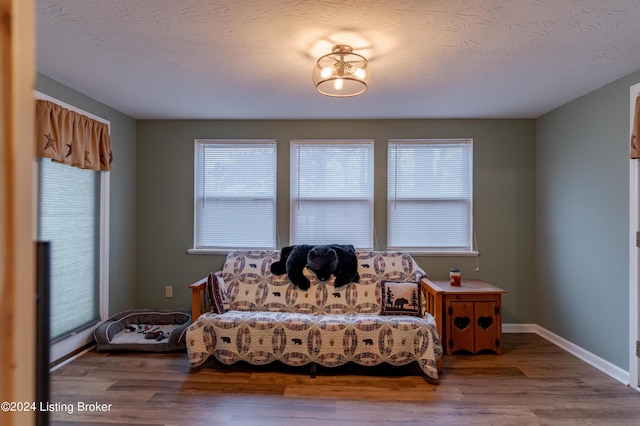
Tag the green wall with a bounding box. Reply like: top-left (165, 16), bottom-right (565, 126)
top-left (136, 119), bottom-right (536, 323)
top-left (36, 73), bottom-right (138, 316)
top-left (536, 69), bottom-right (640, 370)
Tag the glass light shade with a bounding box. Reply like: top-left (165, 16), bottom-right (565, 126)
top-left (312, 44), bottom-right (371, 97)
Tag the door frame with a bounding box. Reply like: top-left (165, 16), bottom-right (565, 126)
top-left (629, 82), bottom-right (640, 391)
top-left (0, 0), bottom-right (36, 423)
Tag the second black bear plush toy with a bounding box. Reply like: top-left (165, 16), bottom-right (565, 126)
top-left (270, 244), bottom-right (359, 290)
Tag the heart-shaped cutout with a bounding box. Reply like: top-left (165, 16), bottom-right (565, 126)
top-left (454, 316), bottom-right (470, 330)
top-left (477, 316), bottom-right (493, 330)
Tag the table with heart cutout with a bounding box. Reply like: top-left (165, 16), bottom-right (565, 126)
top-left (421, 279), bottom-right (507, 355)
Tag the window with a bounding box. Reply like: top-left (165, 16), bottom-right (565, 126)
top-left (387, 139), bottom-right (473, 253)
top-left (193, 139), bottom-right (277, 250)
top-left (34, 92), bottom-right (110, 363)
top-left (38, 158), bottom-right (103, 341)
top-left (290, 140), bottom-right (374, 249)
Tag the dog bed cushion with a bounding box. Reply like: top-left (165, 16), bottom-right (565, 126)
top-left (94, 309), bottom-right (191, 352)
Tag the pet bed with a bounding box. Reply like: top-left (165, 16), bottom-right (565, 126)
top-left (94, 309), bottom-right (191, 352)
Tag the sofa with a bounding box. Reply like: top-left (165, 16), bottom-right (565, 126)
top-left (186, 250), bottom-right (443, 379)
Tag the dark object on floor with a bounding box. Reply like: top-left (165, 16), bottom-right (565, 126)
top-left (93, 309), bottom-right (190, 352)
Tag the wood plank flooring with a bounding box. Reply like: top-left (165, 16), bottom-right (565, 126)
top-left (49, 333), bottom-right (640, 425)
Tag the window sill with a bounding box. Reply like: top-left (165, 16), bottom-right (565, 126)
top-left (187, 248), bottom-right (276, 255)
top-left (393, 250), bottom-right (479, 256)
top-left (187, 248), bottom-right (232, 255)
top-left (188, 248), bottom-right (479, 256)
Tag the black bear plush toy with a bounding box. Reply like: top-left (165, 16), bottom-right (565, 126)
top-left (270, 244), bottom-right (359, 291)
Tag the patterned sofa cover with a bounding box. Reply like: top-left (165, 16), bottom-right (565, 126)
top-left (186, 250), bottom-right (443, 379)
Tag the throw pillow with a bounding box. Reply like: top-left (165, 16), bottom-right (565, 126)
top-left (206, 272), bottom-right (229, 314)
top-left (381, 280), bottom-right (422, 317)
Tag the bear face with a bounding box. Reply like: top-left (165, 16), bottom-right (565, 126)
top-left (306, 246), bottom-right (338, 281)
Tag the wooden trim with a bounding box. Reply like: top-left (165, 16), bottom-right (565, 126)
top-left (0, 0), bottom-right (13, 407)
top-left (421, 278), bottom-right (444, 373)
top-left (189, 276), bottom-right (208, 323)
top-left (0, 1), bottom-right (36, 424)
top-left (630, 82), bottom-right (640, 391)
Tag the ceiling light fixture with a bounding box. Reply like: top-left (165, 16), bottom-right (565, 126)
top-left (312, 44), bottom-right (370, 97)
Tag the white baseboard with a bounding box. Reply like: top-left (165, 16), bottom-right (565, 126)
top-left (503, 323), bottom-right (630, 386)
top-left (502, 323), bottom-right (538, 333)
top-left (49, 345), bottom-right (95, 373)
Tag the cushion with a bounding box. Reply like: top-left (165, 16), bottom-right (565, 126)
top-left (381, 281), bottom-right (422, 317)
top-left (357, 252), bottom-right (426, 282)
top-left (206, 272), bottom-right (230, 314)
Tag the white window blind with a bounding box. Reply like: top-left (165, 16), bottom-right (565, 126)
top-left (38, 158), bottom-right (101, 341)
top-left (194, 139), bottom-right (277, 250)
top-left (290, 140), bottom-right (374, 249)
top-left (387, 139), bottom-right (473, 252)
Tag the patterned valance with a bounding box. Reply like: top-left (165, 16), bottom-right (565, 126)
top-left (35, 100), bottom-right (113, 171)
top-left (631, 96), bottom-right (640, 159)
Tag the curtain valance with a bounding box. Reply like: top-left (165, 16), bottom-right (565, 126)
top-left (631, 96), bottom-right (640, 159)
top-left (35, 100), bottom-right (112, 171)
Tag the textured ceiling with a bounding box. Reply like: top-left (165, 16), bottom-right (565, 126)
top-left (36, 0), bottom-right (640, 120)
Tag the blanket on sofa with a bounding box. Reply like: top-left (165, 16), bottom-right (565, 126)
top-left (186, 251), bottom-right (443, 379)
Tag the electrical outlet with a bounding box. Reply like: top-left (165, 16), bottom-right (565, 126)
top-left (165, 285), bottom-right (173, 298)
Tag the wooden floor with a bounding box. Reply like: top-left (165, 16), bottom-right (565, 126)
top-left (48, 333), bottom-right (640, 425)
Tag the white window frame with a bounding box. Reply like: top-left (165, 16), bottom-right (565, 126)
top-left (387, 138), bottom-right (476, 255)
top-left (34, 91), bottom-right (110, 363)
top-left (189, 139), bottom-right (277, 253)
top-left (289, 139), bottom-right (374, 249)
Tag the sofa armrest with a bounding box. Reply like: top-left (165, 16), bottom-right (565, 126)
top-left (189, 276), bottom-right (209, 323)
top-left (421, 277), bottom-right (444, 373)
top-left (421, 278), bottom-right (444, 331)
top-left (413, 268), bottom-right (427, 282)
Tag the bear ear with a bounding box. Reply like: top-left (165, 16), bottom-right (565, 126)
top-left (308, 248), bottom-right (317, 258)
top-left (329, 248), bottom-right (337, 258)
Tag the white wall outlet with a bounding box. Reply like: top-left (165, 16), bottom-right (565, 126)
top-left (165, 285), bottom-right (173, 298)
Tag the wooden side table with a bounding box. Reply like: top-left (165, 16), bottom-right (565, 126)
top-left (421, 278), bottom-right (507, 355)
